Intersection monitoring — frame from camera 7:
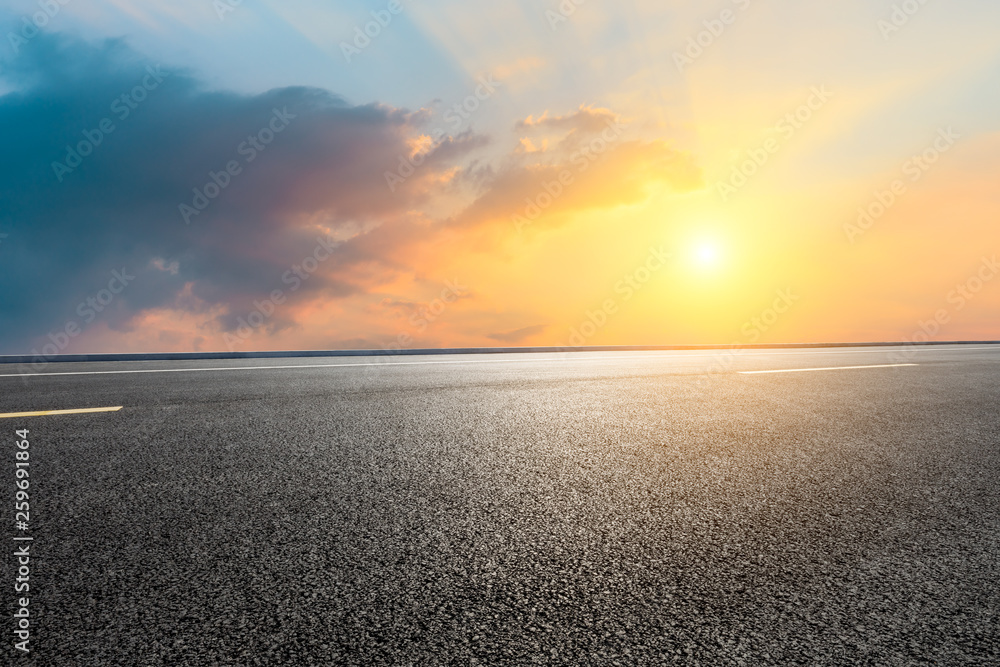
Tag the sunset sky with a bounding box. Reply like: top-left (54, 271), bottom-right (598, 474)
top-left (2, 0), bottom-right (999, 355)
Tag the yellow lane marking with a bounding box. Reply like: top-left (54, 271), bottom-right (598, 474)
top-left (0, 406), bottom-right (123, 419)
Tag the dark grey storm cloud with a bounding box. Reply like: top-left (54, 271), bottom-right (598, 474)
top-left (0, 33), bottom-right (484, 354)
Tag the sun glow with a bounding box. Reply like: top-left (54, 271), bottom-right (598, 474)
top-left (692, 240), bottom-right (722, 269)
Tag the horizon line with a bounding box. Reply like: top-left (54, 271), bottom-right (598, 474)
top-left (1, 340), bottom-right (997, 365)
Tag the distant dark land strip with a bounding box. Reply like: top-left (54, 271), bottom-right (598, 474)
top-left (2, 339), bottom-right (997, 364)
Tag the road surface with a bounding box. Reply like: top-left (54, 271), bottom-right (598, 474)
top-left (2, 346), bottom-right (999, 665)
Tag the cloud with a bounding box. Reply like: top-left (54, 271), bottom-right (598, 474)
top-left (0, 33), bottom-right (483, 353)
top-left (451, 140), bottom-right (703, 230)
top-left (515, 105), bottom-right (620, 133)
top-left (487, 324), bottom-right (547, 343)
top-left (421, 130), bottom-right (491, 169)
top-left (378, 297), bottom-right (423, 319)
top-left (442, 104), bottom-right (703, 231)
top-left (0, 36), bottom-right (704, 355)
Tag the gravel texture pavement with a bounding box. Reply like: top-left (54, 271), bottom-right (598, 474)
top-left (2, 346), bottom-right (998, 665)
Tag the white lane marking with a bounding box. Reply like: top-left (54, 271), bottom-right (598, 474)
top-left (0, 406), bottom-right (123, 418)
top-left (740, 364), bottom-right (918, 375)
top-left (1, 354), bottom-right (753, 378)
top-left (0, 345), bottom-right (991, 378)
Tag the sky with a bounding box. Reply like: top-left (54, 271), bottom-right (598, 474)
top-left (1, 0), bottom-right (999, 356)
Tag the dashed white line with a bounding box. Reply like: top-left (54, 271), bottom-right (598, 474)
top-left (2, 355), bottom-right (730, 378)
top-left (740, 364), bottom-right (918, 375)
top-left (0, 346), bottom-right (990, 378)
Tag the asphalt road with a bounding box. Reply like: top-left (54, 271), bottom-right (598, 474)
top-left (2, 346), bottom-right (999, 665)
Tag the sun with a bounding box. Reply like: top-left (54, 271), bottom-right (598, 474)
top-left (692, 241), bottom-right (722, 269)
